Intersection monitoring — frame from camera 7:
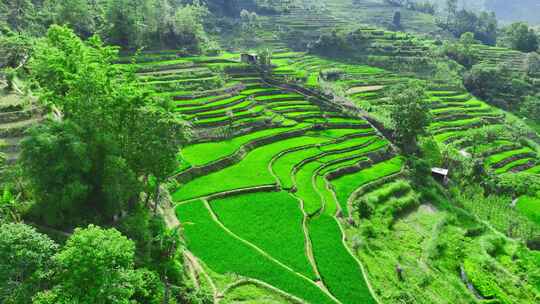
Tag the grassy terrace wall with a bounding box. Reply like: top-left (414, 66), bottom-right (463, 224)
top-left (127, 50), bottom-right (413, 303)
top-left (0, 80), bottom-right (42, 164)
top-left (129, 39), bottom-right (540, 301)
top-left (267, 45), bottom-right (539, 240)
top-left (274, 50), bottom-right (540, 176)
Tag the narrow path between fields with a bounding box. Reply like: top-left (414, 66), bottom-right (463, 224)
top-left (202, 199), bottom-right (341, 304)
top-left (264, 76), bottom-right (386, 304)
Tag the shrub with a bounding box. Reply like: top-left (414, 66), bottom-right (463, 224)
top-left (502, 22), bottom-right (539, 53)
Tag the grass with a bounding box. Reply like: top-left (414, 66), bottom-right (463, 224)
top-left (295, 161), bottom-right (326, 215)
top-left (516, 195), bottom-right (540, 225)
top-left (494, 158), bottom-right (534, 174)
top-left (176, 95), bottom-right (246, 112)
top-left (221, 283), bottom-right (295, 303)
top-left (173, 135), bottom-right (331, 202)
top-left (181, 123), bottom-right (308, 167)
top-left (309, 214), bottom-right (375, 304)
top-left (295, 139), bottom-right (387, 215)
top-left (331, 156), bottom-right (404, 215)
top-left (271, 129), bottom-right (367, 188)
top-left (176, 201), bottom-right (335, 304)
top-left (273, 147), bottom-right (324, 189)
top-left (361, 180), bottom-right (411, 206)
top-left (485, 147), bottom-right (535, 166)
top-left (525, 165), bottom-right (540, 174)
top-left (429, 117), bottom-right (484, 131)
top-left (210, 191), bottom-right (315, 278)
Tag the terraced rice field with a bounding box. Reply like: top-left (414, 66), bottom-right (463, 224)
top-left (253, 0), bottom-right (439, 49)
top-left (125, 36), bottom-right (540, 300)
top-left (127, 51), bottom-right (407, 303)
top-left (0, 80), bottom-right (42, 165)
top-left (274, 52), bottom-right (540, 176)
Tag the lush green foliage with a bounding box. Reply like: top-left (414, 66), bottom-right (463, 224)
top-left (20, 120), bottom-right (92, 226)
top-left (176, 201), bottom-right (335, 304)
top-left (388, 81), bottom-right (431, 153)
top-left (0, 223), bottom-right (58, 304)
top-left (309, 214), bottom-right (375, 304)
top-left (438, 2), bottom-right (498, 45)
top-left (211, 191), bottom-right (314, 278)
top-left (35, 225), bottom-right (142, 303)
top-left (23, 25), bottom-right (184, 227)
top-left (0, 0), bottom-right (213, 52)
top-left (501, 22), bottom-right (539, 52)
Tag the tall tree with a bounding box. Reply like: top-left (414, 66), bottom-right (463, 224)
top-left (44, 0), bottom-right (98, 38)
top-left (21, 121), bottom-right (92, 227)
top-left (0, 0), bottom-right (36, 32)
top-left (388, 81), bottom-right (431, 153)
top-left (0, 223), bottom-right (58, 304)
top-left (503, 22), bottom-right (539, 53)
top-left (24, 25), bottom-right (188, 227)
top-left (33, 225), bottom-right (145, 303)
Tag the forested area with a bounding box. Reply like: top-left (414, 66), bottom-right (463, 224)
top-left (0, 1), bottom-right (539, 303)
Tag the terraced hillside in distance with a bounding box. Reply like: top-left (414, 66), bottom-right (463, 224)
top-left (127, 39), bottom-right (539, 302)
top-left (227, 0), bottom-right (441, 51)
top-left (0, 78), bottom-right (41, 165)
top-left (126, 50), bottom-right (410, 303)
top-left (270, 49), bottom-right (540, 190)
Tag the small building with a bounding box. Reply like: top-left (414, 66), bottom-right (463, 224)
top-left (241, 53), bottom-right (258, 65)
top-left (431, 167), bottom-right (449, 185)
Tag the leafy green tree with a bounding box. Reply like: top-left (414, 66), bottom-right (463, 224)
top-left (443, 32), bottom-right (478, 68)
top-left (167, 1), bottom-right (211, 53)
top-left (388, 81), bottom-right (431, 153)
top-left (25, 26), bottom-right (188, 227)
top-left (0, 0), bottom-right (37, 32)
top-left (439, 4), bottom-right (498, 45)
top-left (0, 223), bottom-right (58, 304)
top-left (0, 187), bottom-right (24, 223)
top-left (503, 22), bottom-right (539, 53)
top-left (525, 52), bottom-right (540, 76)
top-left (125, 105), bottom-right (188, 212)
top-left (102, 0), bottom-right (152, 49)
top-left (102, 155), bottom-right (140, 218)
top-left (0, 31), bottom-right (33, 69)
top-left (34, 225), bottom-right (143, 303)
top-left (44, 0), bottom-right (98, 38)
top-left (521, 95), bottom-right (540, 121)
top-left (20, 120), bottom-right (92, 227)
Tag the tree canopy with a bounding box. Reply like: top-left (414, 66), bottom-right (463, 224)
top-left (388, 81), bottom-right (431, 153)
top-left (502, 22), bottom-right (539, 53)
top-left (0, 0), bottom-right (213, 52)
top-left (0, 223), bottom-right (58, 304)
top-left (22, 25), bottom-right (188, 227)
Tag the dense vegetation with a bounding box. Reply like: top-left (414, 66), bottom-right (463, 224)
top-left (0, 1), bottom-right (539, 303)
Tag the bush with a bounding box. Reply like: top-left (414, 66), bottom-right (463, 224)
top-left (442, 32), bottom-right (478, 68)
top-left (502, 22), bottom-right (539, 53)
top-left (520, 95), bottom-right (540, 121)
top-left (525, 52), bottom-right (540, 76)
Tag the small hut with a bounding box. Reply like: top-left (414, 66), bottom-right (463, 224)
top-left (431, 167), bottom-right (449, 185)
top-left (241, 53), bottom-right (258, 65)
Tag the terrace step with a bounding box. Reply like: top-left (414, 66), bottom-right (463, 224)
top-left (490, 152), bottom-right (537, 169)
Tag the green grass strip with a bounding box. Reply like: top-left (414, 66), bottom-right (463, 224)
top-left (211, 191), bottom-right (315, 278)
top-left (174, 135), bottom-right (330, 202)
top-left (486, 147), bottom-right (535, 166)
top-left (181, 123), bottom-right (308, 167)
top-left (309, 215), bottom-right (375, 304)
top-left (494, 158), bottom-right (534, 174)
top-left (176, 201), bottom-right (335, 304)
top-left (517, 195), bottom-right (540, 225)
top-left (331, 156), bottom-right (404, 216)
